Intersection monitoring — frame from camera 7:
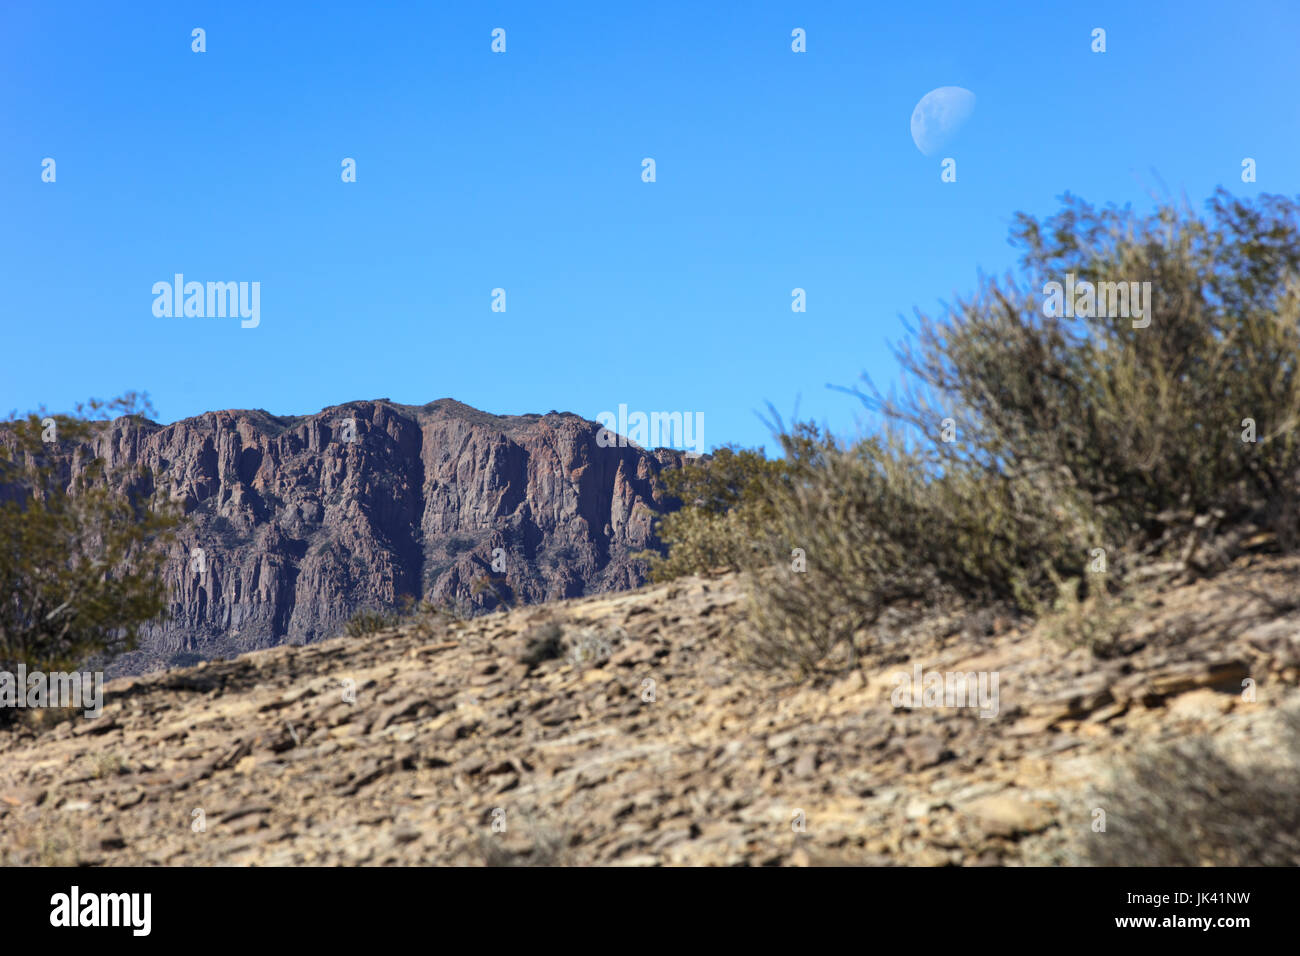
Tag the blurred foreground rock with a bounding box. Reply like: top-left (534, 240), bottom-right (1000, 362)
top-left (2, 555), bottom-right (1298, 866)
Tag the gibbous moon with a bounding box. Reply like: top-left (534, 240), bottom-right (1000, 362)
top-left (910, 87), bottom-right (976, 156)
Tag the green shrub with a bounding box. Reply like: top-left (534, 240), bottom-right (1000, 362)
top-left (643, 444), bottom-right (787, 581)
top-left (740, 426), bottom-right (1096, 675)
top-left (1036, 573), bottom-right (1134, 658)
top-left (0, 393), bottom-right (180, 675)
top-left (874, 190), bottom-right (1300, 568)
top-left (516, 620), bottom-right (564, 668)
top-left (733, 191), bottom-right (1300, 675)
top-left (344, 608), bottom-right (398, 638)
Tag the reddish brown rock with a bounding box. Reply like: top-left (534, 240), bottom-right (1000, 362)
top-left (27, 399), bottom-right (685, 675)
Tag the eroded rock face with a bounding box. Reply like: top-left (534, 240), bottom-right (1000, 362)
top-left (51, 399), bottom-right (684, 675)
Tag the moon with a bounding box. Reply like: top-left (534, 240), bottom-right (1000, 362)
top-left (910, 87), bottom-right (976, 156)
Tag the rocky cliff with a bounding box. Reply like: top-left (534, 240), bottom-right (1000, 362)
top-left (49, 399), bottom-right (684, 675)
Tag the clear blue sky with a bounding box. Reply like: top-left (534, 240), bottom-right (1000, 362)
top-left (4, 0), bottom-right (1298, 454)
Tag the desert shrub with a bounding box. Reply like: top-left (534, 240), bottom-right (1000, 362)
top-left (1036, 571), bottom-right (1138, 657)
top-left (1083, 709), bottom-right (1300, 865)
top-left (516, 620), bottom-right (564, 668)
top-left (742, 191), bottom-right (1300, 675)
top-left (643, 445), bottom-right (787, 581)
top-left (874, 190), bottom-right (1300, 568)
top-left (430, 592), bottom-right (476, 622)
top-left (388, 593), bottom-right (465, 639)
top-left (344, 608), bottom-right (398, 638)
top-left (742, 426), bottom-right (1097, 675)
top-left (0, 393), bottom-right (180, 675)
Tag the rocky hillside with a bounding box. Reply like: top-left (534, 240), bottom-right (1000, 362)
top-left (39, 399), bottom-right (685, 676)
top-left (2, 555), bottom-right (1298, 866)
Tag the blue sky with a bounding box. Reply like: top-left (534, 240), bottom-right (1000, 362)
top-left (3, 0), bottom-right (1298, 454)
